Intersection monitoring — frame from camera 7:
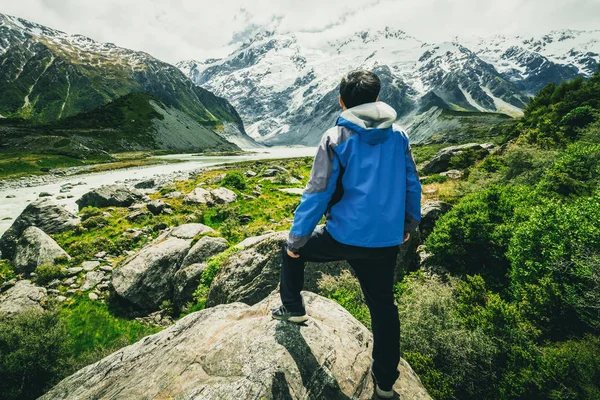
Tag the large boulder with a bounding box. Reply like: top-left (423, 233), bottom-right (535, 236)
top-left (420, 201), bottom-right (452, 240)
top-left (421, 143), bottom-right (495, 175)
top-left (0, 280), bottom-right (47, 315)
top-left (0, 199), bottom-right (80, 260)
top-left (112, 223), bottom-right (217, 310)
top-left (206, 229), bottom-right (420, 308)
top-left (112, 237), bottom-right (191, 310)
top-left (41, 292), bottom-right (431, 400)
top-left (181, 236), bottom-right (228, 268)
top-left (210, 187), bottom-right (237, 204)
top-left (13, 227), bottom-right (70, 274)
top-left (76, 185), bottom-right (145, 210)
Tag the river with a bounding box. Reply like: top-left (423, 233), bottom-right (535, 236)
top-left (0, 147), bottom-right (317, 236)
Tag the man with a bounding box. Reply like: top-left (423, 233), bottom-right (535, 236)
top-left (271, 69), bottom-right (422, 398)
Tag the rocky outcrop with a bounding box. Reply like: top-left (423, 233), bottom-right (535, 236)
top-left (0, 280), bottom-right (47, 315)
top-left (420, 201), bottom-right (452, 240)
top-left (0, 199), bottom-right (80, 260)
top-left (206, 229), bottom-right (420, 308)
top-left (41, 292), bottom-right (431, 400)
top-left (146, 200), bottom-right (169, 215)
top-left (421, 143), bottom-right (495, 175)
top-left (12, 227), bottom-right (70, 274)
top-left (76, 185), bottom-right (146, 210)
top-left (112, 224), bottom-right (218, 310)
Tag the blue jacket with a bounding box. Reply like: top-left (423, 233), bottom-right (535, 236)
top-left (287, 101), bottom-right (422, 252)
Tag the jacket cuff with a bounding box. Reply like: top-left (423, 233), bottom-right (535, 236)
top-left (404, 213), bottom-right (421, 233)
top-left (287, 232), bottom-right (311, 253)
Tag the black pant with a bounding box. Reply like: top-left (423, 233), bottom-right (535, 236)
top-left (280, 227), bottom-right (401, 390)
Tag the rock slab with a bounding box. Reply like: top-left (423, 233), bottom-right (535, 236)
top-left (0, 280), bottom-right (47, 315)
top-left (76, 185), bottom-right (145, 210)
top-left (41, 292), bottom-right (431, 400)
top-left (12, 227), bottom-right (70, 274)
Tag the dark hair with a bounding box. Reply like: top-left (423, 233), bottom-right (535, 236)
top-left (339, 70), bottom-right (381, 109)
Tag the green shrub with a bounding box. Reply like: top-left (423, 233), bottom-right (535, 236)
top-left (508, 194), bottom-right (600, 336)
top-left (221, 171), bottom-right (247, 190)
top-left (561, 105), bottom-right (596, 129)
top-left (421, 174), bottom-right (449, 185)
top-left (35, 264), bottom-right (66, 285)
top-left (537, 143), bottom-right (600, 197)
top-left (0, 310), bottom-right (70, 400)
top-left (448, 147), bottom-right (488, 170)
top-left (0, 260), bottom-right (16, 284)
top-left (82, 215), bottom-right (109, 229)
top-left (501, 145), bottom-right (558, 185)
top-left (425, 185), bottom-right (530, 290)
top-left (318, 270), bottom-right (371, 328)
top-left (191, 247), bottom-right (239, 312)
top-left (396, 272), bottom-right (498, 399)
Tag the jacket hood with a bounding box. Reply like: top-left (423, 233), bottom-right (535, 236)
top-left (336, 102), bottom-right (398, 145)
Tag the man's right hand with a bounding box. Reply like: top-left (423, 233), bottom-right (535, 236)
top-left (402, 233), bottom-right (410, 244)
top-left (287, 248), bottom-right (300, 258)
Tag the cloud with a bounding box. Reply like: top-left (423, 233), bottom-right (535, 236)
top-left (2, 0), bottom-right (599, 63)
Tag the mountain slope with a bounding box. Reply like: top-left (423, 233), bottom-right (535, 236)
top-left (179, 28), bottom-right (599, 146)
top-left (0, 93), bottom-right (239, 155)
top-left (0, 13), bottom-right (259, 149)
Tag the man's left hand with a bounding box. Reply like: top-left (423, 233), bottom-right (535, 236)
top-left (287, 249), bottom-right (300, 258)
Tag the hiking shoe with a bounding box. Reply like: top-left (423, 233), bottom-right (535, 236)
top-left (271, 305), bottom-right (308, 323)
top-left (371, 368), bottom-right (395, 399)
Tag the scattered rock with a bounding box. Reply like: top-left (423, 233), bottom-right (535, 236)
top-left (238, 214), bottom-right (252, 224)
top-left (163, 191), bottom-right (183, 199)
top-left (0, 199), bottom-right (80, 260)
top-left (76, 185), bottom-right (145, 210)
top-left (66, 267), bottom-right (83, 276)
top-left (56, 295), bottom-right (67, 303)
top-left (134, 179), bottom-right (155, 189)
top-left (420, 201), bottom-right (452, 240)
top-left (95, 251), bottom-right (107, 259)
top-left (153, 223), bottom-right (168, 232)
top-left (82, 261), bottom-right (100, 272)
top-left (0, 279), bottom-right (16, 293)
top-left (0, 280), bottom-right (47, 315)
top-left (181, 236), bottom-right (228, 268)
top-left (244, 170), bottom-right (257, 177)
top-left (82, 271), bottom-right (106, 291)
top-left (278, 188), bottom-right (304, 195)
top-left (183, 188), bottom-right (213, 205)
top-left (261, 166), bottom-right (288, 177)
top-left (125, 210), bottom-right (151, 222)
top-left (422, 143), bottom-right (495, 175)
top-left (100, 265), bottom-right (113, 273)
top-left (38, 192), bottom-right (53, 198)
top-left (40, 292), bottom-right (431, 400)
top-left (146, 200), bottom-right (168, 215)
top-left (12, 227), bottom-right (71, 274)
top-left (6, 194), bottom-right (16, 199)
top-left (210, 187), bottom-right (237, 204)
top-left (208, 174), bottom-right (226, 184)
top-left (56, 195), bottom-right (66, 200)
top-left (440, 169), bottom-right (464, 180)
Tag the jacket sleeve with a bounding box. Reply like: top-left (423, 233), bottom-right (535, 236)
top-left (287, 134), bottom-right (341, 253)
top-left (404, 138), bottom-right (422, 233)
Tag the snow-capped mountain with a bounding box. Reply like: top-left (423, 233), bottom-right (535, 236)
top-left (0, 13), bottom-right (258, 149)
top-left (179, 28), bottom-right (599, 145)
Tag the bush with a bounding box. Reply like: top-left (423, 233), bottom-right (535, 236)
top-left (537, 143), bottom-right (600, 197)
top-left (190, 247), bottom-right (238, 312)
top-left (318, 270), bottom-right (371, 328)
top-left (221, 171), bottom-right (247, 190)
top-left (35, 264), bottom-right (66, 285)
top-left (82, 215), bottom-right (109, 229)
top-left (0, 310), bottom-right (70, 400)
top-left (0, 260), bottom-right (15, 284)
top-left (448, 147), bottom-right (488, 170)
top-left (424, 185), bottom-right (530, 290)
top-left (421, 174), bottom-right (448, 185)
top-left (508, 194), bottom-right (600, 336)
top-left (396, 272), bottom-right (497, 399)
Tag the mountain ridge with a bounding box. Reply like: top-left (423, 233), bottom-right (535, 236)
top-left (179, 27), bottom-right (599, 145)
top-left (0, 13), bottom-right (259, 150)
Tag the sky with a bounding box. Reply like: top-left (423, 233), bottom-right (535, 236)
top-left (2, 0), bottom-right (600, 63)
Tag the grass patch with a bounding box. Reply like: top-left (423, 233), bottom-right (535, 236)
top-left (0, 260), bottom-right (16, 284)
